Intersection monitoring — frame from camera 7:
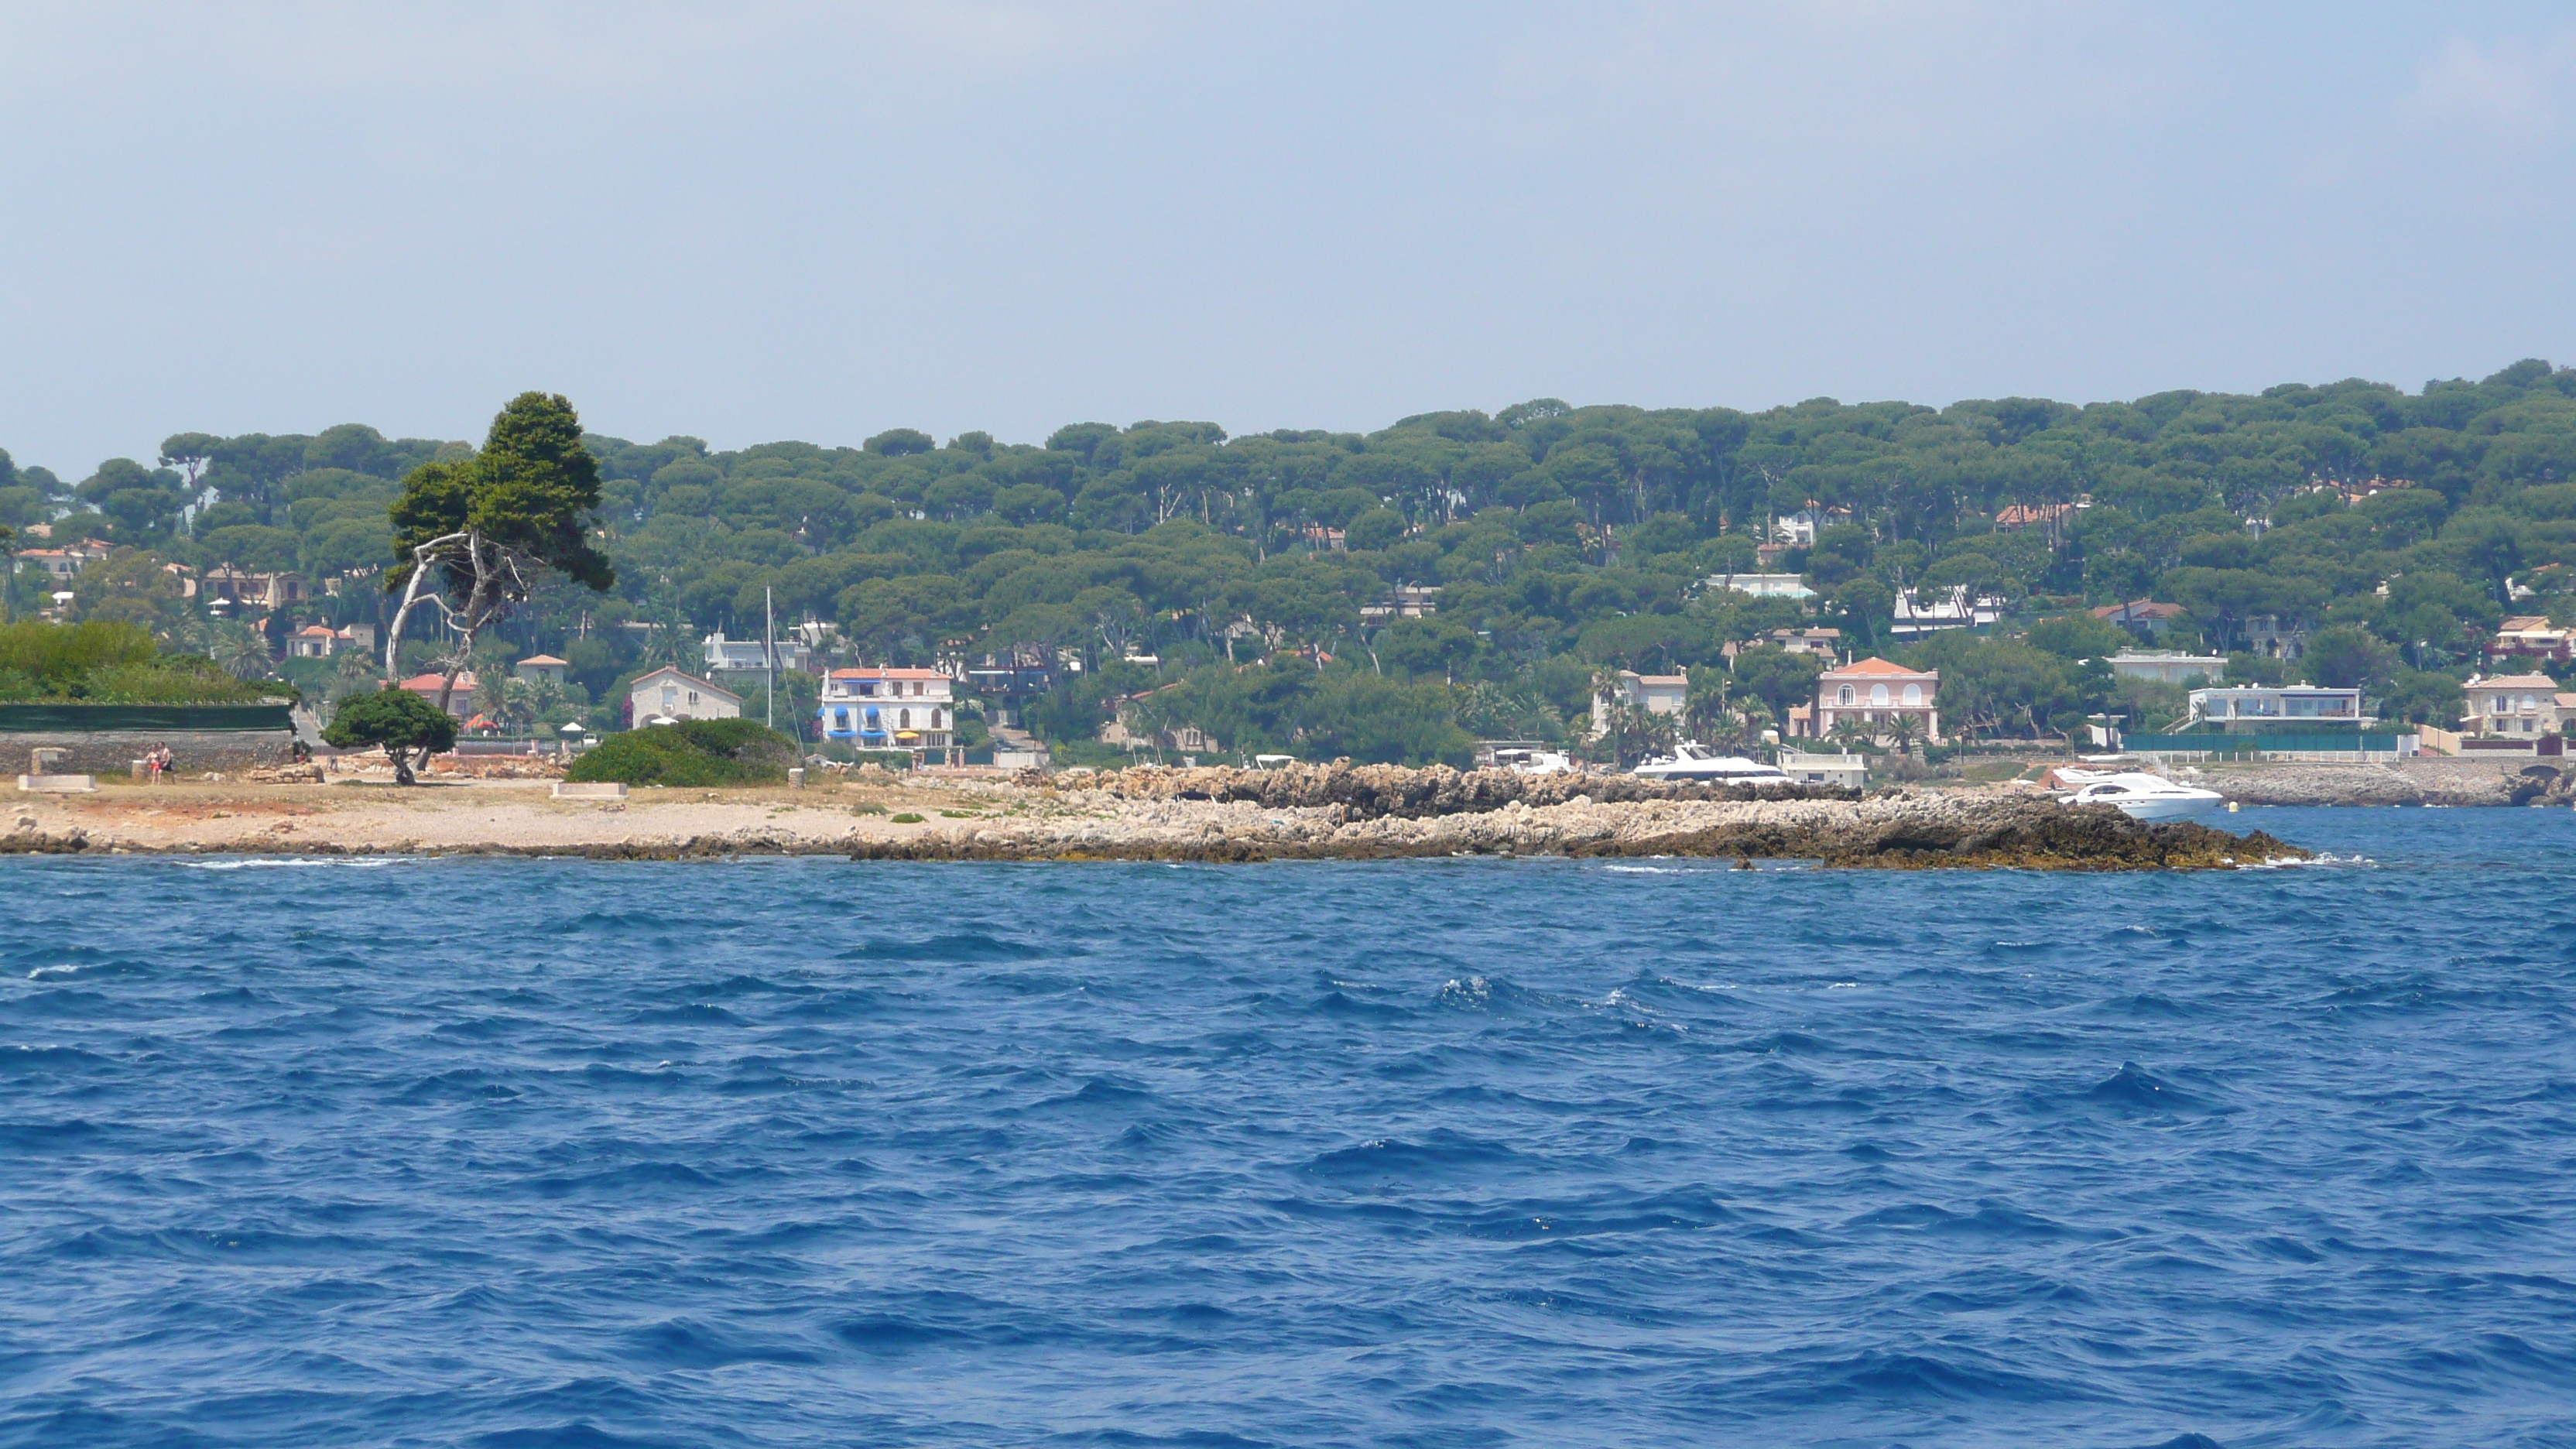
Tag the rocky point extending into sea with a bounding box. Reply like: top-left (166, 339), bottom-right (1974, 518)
top-left (849, 762), bottom-right (2304, 870)
top-left (3, 759), bottom-right (2303, 868)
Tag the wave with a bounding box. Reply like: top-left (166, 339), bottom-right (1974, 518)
top-left (173, 856), bottom-right (411, 869)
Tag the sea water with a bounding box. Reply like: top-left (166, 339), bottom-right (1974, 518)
top-left (2, 808), bottom-right (2571, 1448)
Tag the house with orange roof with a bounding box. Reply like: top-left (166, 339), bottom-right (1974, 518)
top-left (2461, 673), bottom-right (2569, 741)
top-left (2482, 616), bottom-right (2573, 666)
top-left (1805, 657), bottom-right (1939, 742)
top-left (515, 654), bottom-right (570, 685)
top-left (396, 670), bottom-right (478, 719)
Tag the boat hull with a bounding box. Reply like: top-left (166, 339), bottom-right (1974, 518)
top-left (2098, 794), bottom-right (2223, 820)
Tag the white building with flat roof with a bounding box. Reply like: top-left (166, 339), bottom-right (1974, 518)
top-left (2186, 685), bottom-right (2365, 731)
top-left (2108, 653), bottom-right (2228, 685)
top-left (1704, 573), bottom-right (1815, 600)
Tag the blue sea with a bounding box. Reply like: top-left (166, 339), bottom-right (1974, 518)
top-left (4, 808), bottom-right (2573, 1448)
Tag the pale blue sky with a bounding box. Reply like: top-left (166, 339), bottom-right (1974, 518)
top-left (2, 3), bottom-right (2573, 475)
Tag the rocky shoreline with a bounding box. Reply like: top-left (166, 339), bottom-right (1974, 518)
top-left (4, 760), bottom-right (2305, 869)
top-left (846, 764), bottom-right (2301, 869)
top-left (2197, 757), bottom-right (2571, 808)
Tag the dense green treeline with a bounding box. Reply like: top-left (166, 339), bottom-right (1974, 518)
top-left (9, 359), bottom-right (2576, 758)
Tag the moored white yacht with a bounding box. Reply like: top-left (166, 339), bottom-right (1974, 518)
top-left (1631, 742), bottom-right (1793, 786)
top-left (2051, 768), bottom-right (2225, 820)
top-left (1491, 746), bottom-right (1577, 775)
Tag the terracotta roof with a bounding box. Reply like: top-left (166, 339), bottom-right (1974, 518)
top-left (1823, 657), bottom-right (1934, 678)
top-left (1635, 674), bottom-right (1687, 686)
top-left (293, 625), bottom-right (338, 637)
top-left (2470, 673), bottom-right (2559, 690)
top-left (518, 654), bottom-right (568, 666)
top-left (397, 671), bottom-right (477, 691)
top-left (2091, 600), bottom-right (2187, 620)
top-left (2495, 617), bottom-right (2564, 634)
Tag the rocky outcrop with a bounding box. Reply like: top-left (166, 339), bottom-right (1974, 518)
top-left (1054, 760), bottom-right (1855, 818)
top-left (848, 786), bottom-right (2305, 870)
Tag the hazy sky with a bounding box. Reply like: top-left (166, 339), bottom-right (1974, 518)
top-left (3, 2), bottom-right (2573, 476)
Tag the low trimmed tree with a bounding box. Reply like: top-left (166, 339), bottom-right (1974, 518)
top-left (323, 687), bottom-right (457, 785)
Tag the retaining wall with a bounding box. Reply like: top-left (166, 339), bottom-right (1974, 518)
top-left (0, 730), bottom-right (300, 776)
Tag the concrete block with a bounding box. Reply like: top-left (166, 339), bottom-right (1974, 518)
top-left (18, 774), bottom-right (97, 793)
top-left (552, 782), bottom-right (628, 800)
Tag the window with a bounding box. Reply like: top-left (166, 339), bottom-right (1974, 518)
top-left (900, 709), bottom-right (912, 728)
top-left (1837, 684), bottom-right (1854, 706)
top-left (1869, 683), bottom-right (1889, 707)
top-left (687, 691), bottom-right (699, 704)
top-left (1902, 683), bottom-right (1922, 707)
top-left (2523, 695), bottom-right (2539, 714)
top-left (931, 708), bottom-right (943, 728)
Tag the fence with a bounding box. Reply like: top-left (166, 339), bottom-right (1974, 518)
top-left (0, 703), bottom-right (295, 732)
top-left (2121, 732), bottom-right (2415, 762)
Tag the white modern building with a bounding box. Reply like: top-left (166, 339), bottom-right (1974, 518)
top-left (1704, 573), bottom-right (1815, 600)
top-left (819, 667), bottom-right (957, 760)
top-left (2108, 653), bottom-right (2228, 685)
top-left (1890, 585), bottom-right (2005, 639)
top-left (1777, 750), bottom-right (1867, 789)
top-left (629, 666), bottom-right (741, 726)
top-left (704, 630), bottom-right (813, 677)
top-left (2185, 685), bottom-right (2366, 731)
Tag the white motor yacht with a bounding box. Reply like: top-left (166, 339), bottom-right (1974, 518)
top-left (1491, 747), bottom-right (1577, 776)
top-left (1631, 742), bottom-right (1793, 786)
top-left (2054, 769), bottom-right (2225, 820)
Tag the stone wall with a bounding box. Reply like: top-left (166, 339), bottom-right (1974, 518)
top-left (1, 730), bottom-right (298, 776)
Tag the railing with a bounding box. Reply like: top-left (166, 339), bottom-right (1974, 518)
top-left (2123, 732), bottom-right (2411, 759)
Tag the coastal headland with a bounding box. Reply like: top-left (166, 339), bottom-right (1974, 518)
top-left (5, 761), bottom-right (2303, 870)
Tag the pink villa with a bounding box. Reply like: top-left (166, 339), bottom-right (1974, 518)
top-left (1800, 657), bottom-right (1940, 742)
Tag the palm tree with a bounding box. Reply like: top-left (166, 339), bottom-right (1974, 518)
top-left (1828, 717), bottom-right (1872, 755)
top-left (1883, 712), bottom-right (1924, 758)
top-left (1683, 674), bottom-right (1732, 745)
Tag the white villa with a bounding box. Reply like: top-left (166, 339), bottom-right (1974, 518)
top-left (820, 667), bottom-right (958, 761)
top-left (629, 666), bottom-right (741, 725)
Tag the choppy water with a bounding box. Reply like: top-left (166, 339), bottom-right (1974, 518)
top-left (4, 807), bottom-right (2573, 1448)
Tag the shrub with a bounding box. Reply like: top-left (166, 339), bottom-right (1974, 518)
top-left (322, 687), bottom-right (459, 785)
top-left (565, 718), bottom-right (799, 787)
top-left (890, 812), bottom-right (926, 824)
top-left (0, 620), bottom-right (273, 703)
